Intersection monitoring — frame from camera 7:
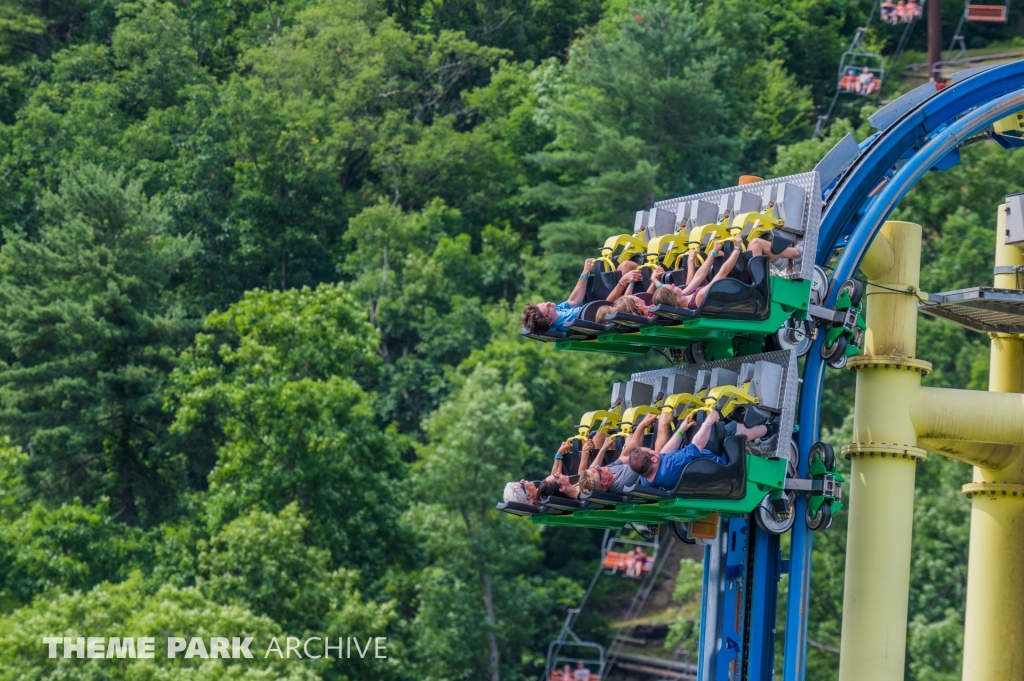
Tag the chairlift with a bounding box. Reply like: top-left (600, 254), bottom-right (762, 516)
top-left (882, 0), bottom-right (923, 23)
top-left (602, 526), bottom-right (659, 576)
top-left (544, 609), bottom-right (606, 681)
top-left (966, 0), bottom-right (1008, 21)
top-left (837, 31), bottom-right (885, 96)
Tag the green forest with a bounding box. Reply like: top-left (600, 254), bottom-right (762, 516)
top-left (0, 0), bottom-right (1022, 679)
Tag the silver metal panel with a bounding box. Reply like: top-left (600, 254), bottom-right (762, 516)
top-left (1006, 195), bottom-right (1024, 247)
top-left (762, 182), bottom-right (807, 235)
top-left (709, 368), bottom-right (739, 390)
top-left (813, 133), bottom-right (859, 189)
top-left (610, 382), bottom-right (625, 410)
top-left (868, 82), bottom-right (937, 131)
top-left (629, 350), bottom-right (798, 460)
top-left (685, 200), bottom-right (719, 231)
top-left (624, 380), bottom-right (655, 408)
top-left (647, 206), bottom-right (677, 239)
top-left (752, 360), bottom-right (785, 412)
top-left (654, 172), bottom-right (822, 281)
top-left (633, 211), bottom-right (649, 239)
top-left (655, 373), bottom-right (696, 400)
top-left (730, 191), bottom-right (762, 218)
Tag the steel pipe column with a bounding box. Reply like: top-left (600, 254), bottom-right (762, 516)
top-left (838, 221), bottom-right (925, 681)
top-left (961, 210), bottom-right (1024, 681)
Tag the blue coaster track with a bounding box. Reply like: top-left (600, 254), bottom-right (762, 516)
top-left (779, 61), bottom-right (1024, 681)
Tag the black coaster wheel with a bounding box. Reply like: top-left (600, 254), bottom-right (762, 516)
top-left (809, 441), bottom-right (836, 470)
top-left (810, 266), bottom-right (829, 306)
top-left (685, 340), bottom-right (707, 365)
top-left (670, 520), bottom-right (697, 544)
top-left (821, 333), bottom-right (848, 368)
top-left (776, 319), bottom-right (812, 357)
top-left (836, 279), bottom-right (864, 307)
top-left (806, 503), bottom-right (833, 531)
top-left (754, 492), bottom-right (796, 535)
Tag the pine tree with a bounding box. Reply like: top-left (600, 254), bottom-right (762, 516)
top-left (0, 164), bottom-right (196, 525)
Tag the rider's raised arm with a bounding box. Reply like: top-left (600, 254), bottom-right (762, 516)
top-left (567, 258), bottom-right (595, 307)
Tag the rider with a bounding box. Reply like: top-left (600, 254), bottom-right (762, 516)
top-left (521, 258), bottom-right (640, 335)
top-left (649, 234), bottom-right (801, 309)
top-left (630, 410), bottom-right (778, 491)
top-left (578, 413), bottom-right (667, 495)
top-left (503, 440), bottom-right (586, 505)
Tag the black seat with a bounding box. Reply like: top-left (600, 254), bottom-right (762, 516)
top-left (577, 490), bottom-right (634, 507)
top-left (623, 435), bottom-right (747, 500)
top-left (649, 255), bottom-right (771, 322)
top-left (496, 501), bottom-right (548, 516)
top-left (585, 270), bottom-right (623, 303)
top-left (768, 232), bottom-right (794, 255)
top-left (568, 299), bottom-right (617, 334)
top-left (539, 496), bottom-right (598, 511)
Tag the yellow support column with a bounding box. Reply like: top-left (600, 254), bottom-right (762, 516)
top-left (961, 205), bottom-right (1024, 681)
top-left (839, 221), bottom-right (929, 681)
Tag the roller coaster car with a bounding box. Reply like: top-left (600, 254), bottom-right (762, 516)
top-left (529, 439), bottom-right (844, 535)
top-left (535, 434), bottom-right (793, 533)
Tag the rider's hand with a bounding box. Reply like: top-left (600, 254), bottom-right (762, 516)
top-left (731, 234), bottom-right (744, 247)
top-left (712, 240), bottom-right (724, 252)
top-left (624, 269), bottom-right (642, 284)
top-left (706, 409), bottom-right (721, 425)
top-left (558, 440), bottom-right (572, 455)
top-left (582, 258), bottom-right (595, 275)
top-left (658, 411), bottom-right (673, 428)
top-left (639, 413), bottom-right (657, 429)
top-left (687, 250), bottom-right (698, 263)
top-left (653, 265), bottom-right (665, 280)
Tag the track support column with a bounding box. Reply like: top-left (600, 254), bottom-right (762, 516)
top-left (961, 209), bottom-right (1024, 681)
top-left (838, 221), bottom-right (926, 681)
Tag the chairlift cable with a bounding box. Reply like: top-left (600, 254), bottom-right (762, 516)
top-left (947, 11), bottom-right (968, 55)
top-left (892, 16), bottom-right (919, 63)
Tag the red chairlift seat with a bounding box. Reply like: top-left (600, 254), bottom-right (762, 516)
top-left (965, 2), bottom-right (1008, 21)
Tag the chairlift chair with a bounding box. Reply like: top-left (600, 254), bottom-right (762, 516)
top-left (837, 57), bottom-right (884, 96)
top-left (544, 609), bottom-right (606, 681)
top-left (602, 527), bottom-right (659, 575)
top-left (965, 0), bottom-right (1008, 21)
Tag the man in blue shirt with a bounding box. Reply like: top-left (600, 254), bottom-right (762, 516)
top-left (520, 257), bottom-right (640, 335)
top-left (629, 410), bottom-right (776, 491)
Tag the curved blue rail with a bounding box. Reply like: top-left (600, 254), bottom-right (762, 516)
top-left (783, 61), bottom-right (1024, 681)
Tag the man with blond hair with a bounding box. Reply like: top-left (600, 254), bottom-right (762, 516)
top-left (578, 412), bottom-right (669, 495)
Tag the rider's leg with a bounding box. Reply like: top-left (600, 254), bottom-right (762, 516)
top-left (747, 237), bottom-right (800, 262)
top-left (692, 249), bottom-right (741, 307)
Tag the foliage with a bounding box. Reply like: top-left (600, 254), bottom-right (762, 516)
top-left (403, 366), bottom-right (576, 681)
top-left (664, 558), bottom-right (703, 651)
top-left (0, 574), bottom-right (321, 681)
top-left (0, 163), bottom-right (197, 525)
top-left (169, 283), bottom-right (408, 576)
